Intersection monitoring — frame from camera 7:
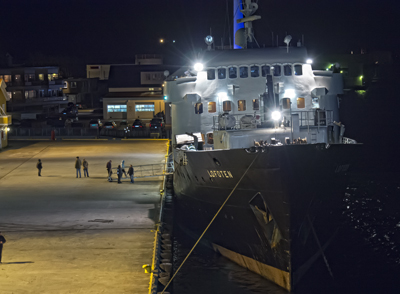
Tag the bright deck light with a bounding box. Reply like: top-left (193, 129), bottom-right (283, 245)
top-left (194, 63), bottom-right (204, 71)
top-left (306, 59), bottom-right (313, 64)
top-left (217, 92), bottom-right (227, 99)
top-left (284, 89), bottom-right (296, 99)
top-left (271, 111), bottom-right (281, 121)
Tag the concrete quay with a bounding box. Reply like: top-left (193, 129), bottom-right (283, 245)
top-left (0, 140), bottom-right (167, 294)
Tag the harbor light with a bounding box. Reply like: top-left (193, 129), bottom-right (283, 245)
top-left (359, 75), bottom-right (363, 80)
top-left (271, 111), bottom-right (281, 121)
top-left (284, 89), bottom-right (296, 99)
top-left (164, 96), bottom-right (168, 100)
top-left (217, 92), bottom-right (228, 100)
top-left (194, 62), bottom-right (204, 71)
top-left (306, 59), bottom-right (313, 64)
top-left (160, 39), bottom-right (164, 43)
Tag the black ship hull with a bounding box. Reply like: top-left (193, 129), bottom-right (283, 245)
top-left (173, 143), bottom-right (361, 291)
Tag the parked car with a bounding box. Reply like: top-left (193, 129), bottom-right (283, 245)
top-left (89, 119), bottom-right (103, 129)
top-left (149, 118), bottom-right (164, 131)
top-left (103, 121), bottom-right (117, 129)
top-left (132, 119), bottom-right (145, 130)
top-left (118, 121), bottom-right (131, 132)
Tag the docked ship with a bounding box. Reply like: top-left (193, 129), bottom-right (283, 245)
top-left (164, 0), bottom-right (361, 291)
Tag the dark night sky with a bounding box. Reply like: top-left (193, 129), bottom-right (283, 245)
top-left (1, 0), bottom-right (399, 68)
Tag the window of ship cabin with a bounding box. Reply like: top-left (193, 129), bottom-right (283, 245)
top-left (239, 67), bottom-right (248, 78)
top-left (272, 65), bottom-right (281, 76)
top-left (207, 69), bottom-right (215, 80)
top-left (228, 67), bottom-right (237, 79)
top-left (14, 75), bottom-right (21, 82)
top-left (238, 100), bottom-right (246, 111)
top-left (218, 68), bottom-right (226, 79)
top-left (195, 102), bottom-right (203, 114)
top-left (284, 65), bottom-right (292, 76)
top-left (252, 99), bottom-right (259, 110)
top-left (208, 102), bottom-right (216, 113)
top-left (207, 133), bottom-right (214, 144)
top-left (262, 65), bottom-right (270, 76)
top-left (38, 74), bottom-right (44, 81)
top-left (223, 100), bottom-right (232, 112)
top-left (294, 64), bottom-right (303, 75)
top-left (250, 66), bottom-right (259, 77)
top-left (297, 97), bottom-right (305, 108)
top-left (3, 75), bottom-right (11, 83)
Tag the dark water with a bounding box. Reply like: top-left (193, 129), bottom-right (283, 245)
top-left (172, 172), bottom-right (400, 294)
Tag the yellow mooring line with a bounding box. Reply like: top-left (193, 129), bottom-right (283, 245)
top-left (160, 153), bottom-right (260, 293)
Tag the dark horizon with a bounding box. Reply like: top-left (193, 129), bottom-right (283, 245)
top-left (1, 0), bottom-right (399, 71)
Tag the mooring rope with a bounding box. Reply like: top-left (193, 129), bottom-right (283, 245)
top-left (160, 153), bottom-right (259, 293)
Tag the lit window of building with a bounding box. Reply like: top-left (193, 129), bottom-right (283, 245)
top-left (135, 104), bottom-right (154, 112)
top-left (107, 105), bottom-right (127, 112)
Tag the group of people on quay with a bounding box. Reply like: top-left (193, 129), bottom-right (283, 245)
top-left (106, 160), bottom-right (134, 184)
top-left (35, 158), bottom-right (134, 184)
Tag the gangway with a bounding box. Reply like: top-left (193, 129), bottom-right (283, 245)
top-left (108, 154), bottom-right (174, 182)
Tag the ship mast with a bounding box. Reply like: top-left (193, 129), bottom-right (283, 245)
top-left (233, 0), bottom-right (261, 49)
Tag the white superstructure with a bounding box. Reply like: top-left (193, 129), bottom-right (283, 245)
top-left (165, 45), bottom-right (346, 150)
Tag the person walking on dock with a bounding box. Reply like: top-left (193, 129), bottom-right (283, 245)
top-left (75, 157), bottom-right (82, 178)
top-left (82, 158), bottom-right (89, 177)
top-left (106, 160), bottom-right (112, 177)
top-left (121, 160), bottom-right (127, 177)
top-left (128, 164), bottom-right (134, 183)
top-left (36, 159), bottom-right (42, 176)
top-left (0, 231), bottom-right (6, 264)
top-left (117, 165), bottom-right (122, 184)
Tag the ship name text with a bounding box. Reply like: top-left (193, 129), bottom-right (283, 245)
top-left (207, 170), bottom-right (233, 178)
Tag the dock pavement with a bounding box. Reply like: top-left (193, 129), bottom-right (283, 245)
top-left (0, 139), bottom-right (167, 294)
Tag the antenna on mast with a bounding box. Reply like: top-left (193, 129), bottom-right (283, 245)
top-left (234, 0), bottom-right (261, 49)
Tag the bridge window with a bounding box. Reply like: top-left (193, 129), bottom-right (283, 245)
top-left (272, 65), bottom-right (281, 76)
top-left (223, 101), bottom-right (232, 112)
top-left (294, 64), bottom-right (303, 76)
top-left (208, 102), bottom-right (216, 113)
top-left (261, 65), bottom-right (270, 76)
top-left (207, 69), bottom-right (215, 80)
top-left (228, 67), bottom-right (237, 79)
top-left (195, 102), bottom-right (203, 114)
top-left (250, 66), bottom-right (259, 77)
top-left (239, 67), bottom-right (248, 78)
top-left (238, 100), bottom-right (246, 111)
top-left (218, 68), bottom-right (226, 79)
top-left (284, 65), bottom-right (292, 76)
top-left (252, 99), bottom-right (259, 110)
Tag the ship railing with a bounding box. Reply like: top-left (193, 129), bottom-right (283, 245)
top-left (296, 110), bottom-right (334, 128)
top-left (212, 110), bottom-right (334, 131)
top-left (342, 137), bottom-right (357, 144)
top-left (212, 112), bottom-right (261, 131)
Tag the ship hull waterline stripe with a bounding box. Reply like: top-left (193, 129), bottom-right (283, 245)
top-left (212, 243), bottom-right (291, 291)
